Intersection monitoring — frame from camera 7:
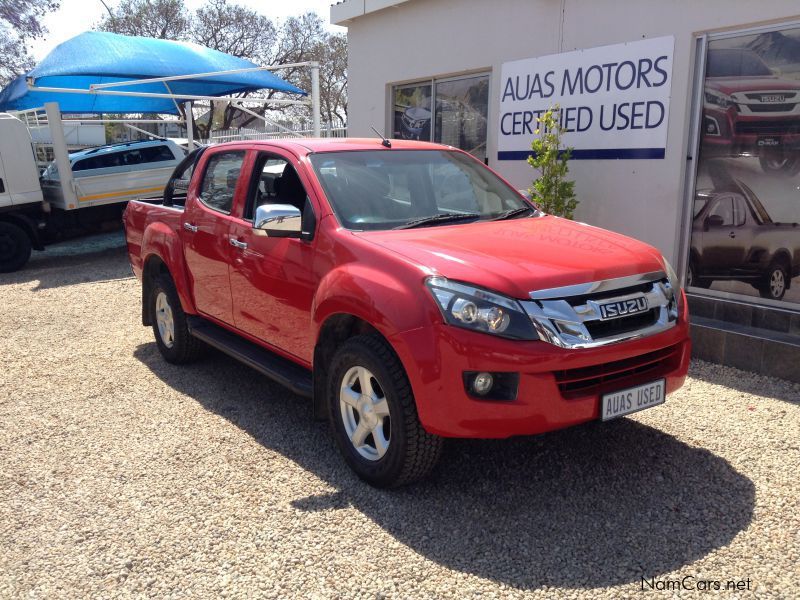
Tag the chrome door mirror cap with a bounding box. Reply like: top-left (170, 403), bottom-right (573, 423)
top-left (254, 204), bottom-right (302, 238)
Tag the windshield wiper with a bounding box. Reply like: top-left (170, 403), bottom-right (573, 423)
top-left (491, 206), bottom-right (535, 221)
top-left (394, 212), bottom-right (480, 230)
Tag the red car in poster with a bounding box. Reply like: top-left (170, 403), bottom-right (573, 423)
top-left (701, 48), bottom-right (800, 174)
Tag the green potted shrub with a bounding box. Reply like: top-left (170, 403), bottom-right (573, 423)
top-left (527, 105), bottom-right (578, 219)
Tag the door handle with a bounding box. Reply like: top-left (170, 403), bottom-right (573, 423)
top-left (229, 238), bottom-right (248, 250)
top-left (183, 222), bottom-right (198, 233)
top-left (729, 232), bottom-right (736, 238)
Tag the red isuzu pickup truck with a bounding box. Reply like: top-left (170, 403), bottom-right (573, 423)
top-left (124, 138), bottom-right (690, 487)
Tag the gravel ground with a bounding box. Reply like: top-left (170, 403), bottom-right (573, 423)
top-left (1, 233), bottom-right (799, 599)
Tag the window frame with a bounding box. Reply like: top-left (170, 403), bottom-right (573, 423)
top-left (389, 70), bottom-right (491, 160)
top-left (196, 149), bottom-right (247, 216)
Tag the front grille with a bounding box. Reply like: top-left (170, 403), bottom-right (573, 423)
top-left (583, 308), bottom-right (659, 339)
top-left (735, 120), bottom-right (800, 135)
top-left (744, 92), bottom-right (797, 101)
top-left (523, 271), bottom-right (678, 349)
top-left (555, 344), bottom-right (682, 397)
top-left (747, 103), bottom-right (797, 113)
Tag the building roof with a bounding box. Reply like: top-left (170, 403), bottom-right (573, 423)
top-left (330, 0), bottom-right (411, 25)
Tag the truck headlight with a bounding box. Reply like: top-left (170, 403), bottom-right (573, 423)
top-left (426, 277), bottom-right (539, 340)
top-left (662, 256), bottom-right (682, 319)
top-left (704, 90), bottom-right (735, 110)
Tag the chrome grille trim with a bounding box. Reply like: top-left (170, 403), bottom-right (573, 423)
top-left (528, 270), bottom-right (665, 300)
top-left (523, 272), bottom-right (678, 349)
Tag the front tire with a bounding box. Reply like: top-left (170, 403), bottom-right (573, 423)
top-left (0, 222), bottom-right (32, 273)
top-left (328, 334), bottom-right (442, 488)
top-left (758, 260), bottom-right (789, 301)
top-left (759, 152), bottom-right (800, 176)
top-left (150, 273), bottom-right (205, 364)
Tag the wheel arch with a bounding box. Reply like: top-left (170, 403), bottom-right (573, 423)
top-left (312, 312), bottom-right (384, 420)
top-left (0, 212), bottom-right (43, 250)
top-left (770, 249), bottom-right (793, 289)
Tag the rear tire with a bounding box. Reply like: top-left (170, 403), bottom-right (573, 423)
top-left (0, 222), bottom-right (32, 273)
top-left (150, 273), bottom-right (205, 364)
top-left (327, 334), bottom-right (442, 488)
top-left (758, 260), bottom-right (789, 301)
top-left (687, 261), bottom-right (711, 289)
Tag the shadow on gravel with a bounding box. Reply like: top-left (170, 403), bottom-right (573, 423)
top-left (134, 343), bottom-right (755, 591)
top-left (0, 245), bottom-right (131, 291)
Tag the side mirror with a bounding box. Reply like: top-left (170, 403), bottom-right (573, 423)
top-left (173, 178), bottom-right (190, 192)
top-left (254, 204), bottom-right (302, 238)
top-left (704, 214), bottom-right (724, 230)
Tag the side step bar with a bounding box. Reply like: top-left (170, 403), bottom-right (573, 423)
top-left (187, 317), bottom-right (313, 398)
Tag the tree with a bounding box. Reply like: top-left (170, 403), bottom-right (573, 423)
top-left (0, 0), bottom-right (60, 86)
top-left (97, 0), bottom-right (190, 40)
top-left (527, 106), bottom-right (578, 219)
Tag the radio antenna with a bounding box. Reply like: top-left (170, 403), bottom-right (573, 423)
top-left (370, 126), bottom-right (392, 148)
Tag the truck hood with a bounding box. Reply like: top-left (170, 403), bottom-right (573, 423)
top-left (358, 216), bottom-right (665, 299)
top-left (705, 76), bottom-right (800, 95)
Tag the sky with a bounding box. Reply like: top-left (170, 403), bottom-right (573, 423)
top-left (33, 0), bottom-right (345, 61)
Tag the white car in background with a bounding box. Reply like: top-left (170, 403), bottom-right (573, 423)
top-left (40, 139), bottom-right (186, 208)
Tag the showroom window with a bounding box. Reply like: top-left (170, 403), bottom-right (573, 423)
top-left (392, 73), bottom-right (490, 162)
top-left (685, 23), bottom-right (800, 307)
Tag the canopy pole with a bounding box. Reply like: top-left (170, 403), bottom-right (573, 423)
top-left (44, 102), bottom-right (79, 210)
top-left (185, 101), bottom-right (194, 150)
top-left (311, 62), bottom-right (321, 138)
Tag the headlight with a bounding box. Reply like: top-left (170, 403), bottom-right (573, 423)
top-left (662, 256), bottom-right (681, 319)
top-left (704, 90), bottom-right (735, 109)
top-left (425, 277), bottom-right (539, 340)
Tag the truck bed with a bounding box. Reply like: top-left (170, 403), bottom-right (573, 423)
top-left (124, 199), bottom-right (184, 278)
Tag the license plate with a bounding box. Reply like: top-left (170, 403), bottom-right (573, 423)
top-left (757, 136), bottom-right (781, 148)
top-left (601, 379), bottom-right (666, 421)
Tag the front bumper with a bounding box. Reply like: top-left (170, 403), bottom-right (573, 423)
top-left (701, 106), bottom-right (800, 156)
top-left (388, 294), bottom-right (691, 438)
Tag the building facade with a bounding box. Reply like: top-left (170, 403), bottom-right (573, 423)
top-left (332, 0), bottom-right (800, 381)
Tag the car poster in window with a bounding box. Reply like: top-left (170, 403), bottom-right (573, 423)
top-left (393, 83), bottom-right (432, 142)
top-left (689, 25), bottom-right (800, 306)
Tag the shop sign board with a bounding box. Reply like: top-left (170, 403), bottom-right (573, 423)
top-left (498, 36), bottom-right (675, 160)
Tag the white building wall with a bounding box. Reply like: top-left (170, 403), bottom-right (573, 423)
top-left (339, 0), bottom-right (800, 265)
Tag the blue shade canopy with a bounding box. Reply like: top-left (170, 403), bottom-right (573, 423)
top-left (0, 31), bottom-right (306, 114)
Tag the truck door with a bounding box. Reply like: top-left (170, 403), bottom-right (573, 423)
top-left (698, 194), bottom-right (743, 272)
top-left (227, 150), bottom-right (318, 363)
top-left (182, 150), bottom-right (247, 325)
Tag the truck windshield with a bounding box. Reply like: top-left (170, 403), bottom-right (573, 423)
top-left (706, 49), bottom-right (772, 78)
top-left (309, 150), bottom-right (534, 231)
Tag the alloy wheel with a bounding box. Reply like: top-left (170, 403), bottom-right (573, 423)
top-left (770, 269), bottom-right (785, 299)
top-left (155, 291), bottom-right (175, 348)
top-left (339, 366), bottom-right (391, 461)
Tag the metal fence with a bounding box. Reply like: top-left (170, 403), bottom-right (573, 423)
top-left (209, 122), bottom-right (347, 143)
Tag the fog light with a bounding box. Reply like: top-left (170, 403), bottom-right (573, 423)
top-left (472, 372), bottom-right (494, 395)
top-left (463, 371), bottom-right (519, 401)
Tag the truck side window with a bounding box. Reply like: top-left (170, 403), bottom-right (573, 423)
top-left (732, 195), bottom-right (746, 226)
top-left (707, 197), bottom-right (734, 227)
top-left (245, 153), bottom-right (308, 220)
top-left (199, 151), bottom-right (245, 214)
